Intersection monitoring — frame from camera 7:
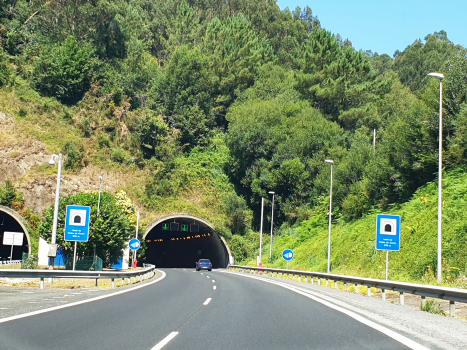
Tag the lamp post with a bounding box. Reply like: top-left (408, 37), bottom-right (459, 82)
top-left (49, 153), bottom-right (63, 269)
top-left (259, 197), bottom-right (264, 266)
top-left (268, 191), bottom-right (275, 262)
top-left (324, 159), bottom-right (334, 274)
top-left (97, 176), bottom-right (103, 216)
top-left (427, 72), bottom-right (444, 282)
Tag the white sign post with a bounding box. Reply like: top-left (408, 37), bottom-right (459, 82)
top-left (2, 231), bottom-right (24, 264)
top-left (376, 214), bottom-right (401, 280)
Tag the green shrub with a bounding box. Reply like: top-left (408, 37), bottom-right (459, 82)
top-left (420, 300), bottom-right (446, 316)
top-left (63, 141), bottom-right (85, 170)
top-left (33, 36), bottom-right (98, 104)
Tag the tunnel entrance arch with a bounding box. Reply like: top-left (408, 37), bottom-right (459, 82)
top-left (0, 205), bottom-right (31, 262)
top-left (143, 214), bottom-right (232, 268)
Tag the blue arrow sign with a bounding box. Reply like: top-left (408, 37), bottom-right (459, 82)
top-left (129, 238), bottom-right (141, 250)
top-left (65, 205), bottom-right (91, 242)
top-left (282, 249), bottom-right (294, 261)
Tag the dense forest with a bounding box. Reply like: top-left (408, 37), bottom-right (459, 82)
top-left (1, 0), bottom-right (467, 274)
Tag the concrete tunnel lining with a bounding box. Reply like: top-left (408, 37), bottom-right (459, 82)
top-left (143, 214), bottom-right (233, 268)
top-left (0, 205), bottom-right (31, 261)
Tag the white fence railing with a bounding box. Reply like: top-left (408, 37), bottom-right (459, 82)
top-left (0, 260), bottom-right (22, 266)
top-left (0, 264), bottom-right (156, 289)
top-left (229, 265), bottom-right (467, 317)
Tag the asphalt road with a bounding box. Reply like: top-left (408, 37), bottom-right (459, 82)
top-left (0, 269), bottom-right (424, 350)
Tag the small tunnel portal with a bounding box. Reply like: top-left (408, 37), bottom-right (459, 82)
top-left (143, 215), bottom-right (231, 268)
top-left (0, 206), bottom-right (31, 262)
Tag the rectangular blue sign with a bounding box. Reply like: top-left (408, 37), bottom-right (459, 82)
top-left (376, 214), bottom-right (401, 251)
top-left (65, 205), bottom-right (91, 242)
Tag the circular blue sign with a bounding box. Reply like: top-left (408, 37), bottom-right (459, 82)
top-left (129, 238), bottom-right (141, 250)
top-left (282, 249), bottom-right (294, 261)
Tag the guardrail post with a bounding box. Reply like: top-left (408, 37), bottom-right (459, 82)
top-left (112, 278), bottom-right (115, 288)
top-left (382, 289), bottom-right (386, 301)
top-left (335, 281), bottom-right (338, 289)
top-left (450, 301), bottom-right (456, 317)
top-left (344, 282), bottom-right (347, 291)
top-left (318, 278), bottom-right (321, 286)
top-left (367, 286), bottom-right (371, 296)
top-left (399, 292), bottom-right (404, 306)
top-left (311, 277), bottom-right (314, 285)
top-left (420, 295), bottom-right (426, 308)
top-left (122, 278), bottom-right (125, 285)
top-left (326, 279), bottom-right (329, 286)
top-left (40, 277), bottom-right (44, 290)
top-left (95, 278), bottom-right (98, 287)
top-left (305, 276), bottom-right (308, 283)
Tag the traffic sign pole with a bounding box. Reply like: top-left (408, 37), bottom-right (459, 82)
top-left (386, 251), bottom-right (389, 280)
top-left (73, 241), bottom-right (77, 271)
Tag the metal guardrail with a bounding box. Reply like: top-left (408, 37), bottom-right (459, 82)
top-left (229, 265), bottom-right (467, 317)
top-left (0, 264), bottom-right (156, 289)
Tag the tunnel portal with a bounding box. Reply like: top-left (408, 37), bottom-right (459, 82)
top-left (0, 205), bottom-right (31, 263)
top-left (143, 214), bottom-right (231, 268)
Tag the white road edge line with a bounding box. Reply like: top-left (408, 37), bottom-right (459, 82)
top-left (203, 298), bottom-right (212, 306)
top-left (213, 286), bottom-right (217, 290)
top-left (151, 331), bottom-right (179, 350)
top-left (219, 270), bottom-right (429, 350)
top-left (0, 270), bottom-right (166, 324)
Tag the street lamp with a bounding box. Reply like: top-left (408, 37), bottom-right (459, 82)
top-left (97, 176), bottom-right (103, 215)
top-left (49, 153), bottom-right (63, 269)
top-left (324, 159), bottom-right (334, 274)
top-left (427, 72), bottom-right (444, 282)
top-left (268, 191), bottom-right (275, 262)
top-left (259, 197), bottom-right (265, 266)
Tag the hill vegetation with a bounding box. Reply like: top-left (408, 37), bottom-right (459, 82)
top-left (1, 0), bottom-right (467, 280)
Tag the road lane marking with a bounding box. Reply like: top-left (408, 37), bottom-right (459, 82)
top-left (0, 270), bottom-right (166, 324)
top-left (20, 291), bottom-right (34, 294)
top-left (212, 280), bottom-right (215, 283)
top-left (200, 273), bottom-right (204, 275)
top-left (206, 276), bottom-right (210, 278)
top-left (213, 286), bottom-right (217, 290)
top-left (221, 271), bottom-right (429, 350)
top-left (151, 332), bottom-right (179, 350)
top-left (203, 298), bottom-right (212, 306)
top-left (71, 293), bottom-right (82, 295)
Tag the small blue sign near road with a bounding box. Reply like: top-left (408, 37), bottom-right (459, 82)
top-left (129, 238), bottom-right (141, 250)
top-left (376, 214), bottom-right (401, 251)
top-left (65, 205), bottom-right (91, 242)
top-left (282, 249), bottom-right (294, 261)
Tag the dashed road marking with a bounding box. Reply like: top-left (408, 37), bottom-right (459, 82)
top-left (203, 298), bottom-right (212, 306)
top-left (213, 286), bottom-right (217, 290)
top-left (151, 331), bottom-right (179, 350)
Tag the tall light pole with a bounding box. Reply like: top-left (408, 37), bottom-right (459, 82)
top-left (268, 191), bottom-right (275, 262)
top-left (325, 159), bottom-right (334, 274)
top-left (259, 197), bottom-right (264, 266)
top-left (49, 153), bottom-right (63, 269)
top-left (97, 175), bottom-right (103, 216)
top-left (427, 72), bottom-right (444, 282)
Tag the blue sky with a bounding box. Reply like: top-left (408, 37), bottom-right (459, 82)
top-left (276, 0), bottom-right (466, 56)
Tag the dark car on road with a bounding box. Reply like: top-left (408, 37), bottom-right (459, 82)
top-left (196, 259), bottom-right (212, 271)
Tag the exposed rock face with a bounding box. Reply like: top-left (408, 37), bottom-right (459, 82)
top-left (0, 111), bottom-right (124, 214)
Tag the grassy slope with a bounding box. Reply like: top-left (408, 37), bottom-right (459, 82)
top-left (260, 167), bottom-right (467, 287)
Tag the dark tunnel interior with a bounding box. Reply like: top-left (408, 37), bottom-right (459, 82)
top-left (0, 211), bottom-right (28, 262)
top-left (143, 217), bottom-right (229, 268)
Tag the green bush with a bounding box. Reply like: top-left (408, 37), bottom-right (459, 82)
top-left (63, 141), bottom-right (85, 170)
top-left (33, 36), bottom-right (98, 104)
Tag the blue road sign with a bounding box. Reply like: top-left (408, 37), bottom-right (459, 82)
top-left (129, 238), bottom-right (141, 250)
top-left (376, 214), bottom-right (401, 251)
top-left (65, 205), bottom-right (91, 242)
top-left (282, 249), bottom-right (294, 261)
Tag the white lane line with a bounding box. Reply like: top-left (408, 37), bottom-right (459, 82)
top-left (28, 302), bottom-right (40, 304)
top-left (0, 308), bottom-right (8, 310)
top-left (20, 291), bottom-right (35, 294)
top-left (203, 298), bottom-right (212, 306)
top-left (206, 276), bottom-right (210, 279)
top-left (220, 271), bottom-right (429, 350)
top-left (71, 293), bottom-right (82, 295)
top-left (151, 332), bottom-right (179, 350)
top-left (0, 270), bottom-right (166, 324)
top-left (213, 286), bottom-right (217, 290)
top-left (52, 297), bottom-right (63, 299)
top-left (212, 280), bottom-right (215, 283)
top-left (200, 273), bottom-right (204, 275)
